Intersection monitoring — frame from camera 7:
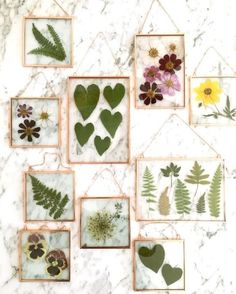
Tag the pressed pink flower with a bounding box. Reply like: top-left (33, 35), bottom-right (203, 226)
top-left (159, 72), bottom-right (181, 96)
top-left (143, 66), bottom-right (161, 83)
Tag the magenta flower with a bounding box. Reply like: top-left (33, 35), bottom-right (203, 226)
top-left (159, 72), bottom-right (181, 96)
top-left (143, 66), bottom-right (161, 83)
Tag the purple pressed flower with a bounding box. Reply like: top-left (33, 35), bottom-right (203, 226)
top-left (139, 82), bottom-right (163, 105)
top-left (143, 66), bottom-right (161, 83)
top-left (17, 104), bottom-right (33, 118)
top-left (159, 72), bottom-right (181, 96)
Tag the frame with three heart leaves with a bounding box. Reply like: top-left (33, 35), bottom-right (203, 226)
top-left (23, 16), bottom-right (73, 67)
top-left (67, 76), bottom-right (130, 164)
top-left (19, 229), bottom-right (71, 282)
top-left (133, 238), bottom-right (185, 291)
top-left (136, 157), bottom-right (226, 222)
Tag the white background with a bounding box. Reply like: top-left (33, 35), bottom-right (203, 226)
top-left (1, 0), bottom-right (236, 293)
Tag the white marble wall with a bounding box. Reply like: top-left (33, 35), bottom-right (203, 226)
top-left (1, 0), bottom-right (236, 293)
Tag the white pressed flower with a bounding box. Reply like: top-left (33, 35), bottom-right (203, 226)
top-left (36, 106), bottom-right (55, 128)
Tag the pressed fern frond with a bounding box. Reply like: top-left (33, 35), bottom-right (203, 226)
top-left (208, 164), bottom-right (222, 217)
top-left (29, 175), bottom-right (69, 219)
top-left (175, 179), bottom-right (191, 214)
top-left (141, 166), bottom-right (157, 211)
top-left (158, 187), bottom-right (170, 216)
top-left (196, 193), bottom-right (206, 214)
top-left (28, 23), bottom-right (66, 62)
top-left (185, 161), bottom-right (210, 185)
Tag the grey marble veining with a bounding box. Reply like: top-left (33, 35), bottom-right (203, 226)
top-left (1, 0), bottom-right (236, 293)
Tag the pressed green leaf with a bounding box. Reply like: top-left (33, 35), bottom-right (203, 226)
top-left (141, 166), bottom-right (157, 211)
top-left (161, 162), bottom-right (181, 178)
top-left (196, 193), bottom-right (206, 214)
top-left (29, 175), bottom-right (69, 220)
top-left (185, 161), bottom-right (210, 185)
top-left (175, 179), bottom-right (191, 214)
top-left (28, 23), bottom-right (66, 62)
top-left (208, 164), bottom-right (222, 217)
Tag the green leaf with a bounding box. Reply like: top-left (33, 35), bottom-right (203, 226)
top-left (100, 109), bottom-right (122, 138)
top-left (208, 164), bottom-right (222, 217)
top-left (94, 136), bottom-right (111, 156)
top-left (175, 179), bottom-right (191, 214)
top-left (28, 23), bottom-right (66, 61)
top-left (29, 175), bottom-right (69, 220)
top-left (74, 122), bottom-right (94, 147)
top-left (185, 161), bottom-right (210, 185)
top-left (160, 162), bottom-right (181, 178)
top-left (103, 83), bottom-right (125, 109)
top-left (74, 84), bottom-right (100, 121)
top-left (196, 193), bottom-right (206, 214)
top-left (141, 166), bottom-right (157, 211)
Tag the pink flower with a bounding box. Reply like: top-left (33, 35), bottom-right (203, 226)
top-left (143, 66), bottom-right (161, 83)
top-left (159, 72), bottom-right (181, 96)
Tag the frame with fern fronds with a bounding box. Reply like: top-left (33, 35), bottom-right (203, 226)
top-left (133, 238), bottom-right (185, 291)
top-left (23, 16), bottom-right (73, 67)
top-left (135, 157), bottom-right (226, 222)
top-left (10, 97), bottom-right (61, 148)
top-left (19, 228), bottom-right (71, 282)
top-left (23, 170), bottom-right (75, 222)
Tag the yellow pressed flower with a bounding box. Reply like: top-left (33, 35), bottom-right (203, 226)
top-left (194, 79), bottom-right (222, 105)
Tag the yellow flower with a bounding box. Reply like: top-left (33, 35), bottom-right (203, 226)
top-left (194, 79), bottom-right (222, 105)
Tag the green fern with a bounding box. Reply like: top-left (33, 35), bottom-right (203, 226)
top-left (208, 164), bottom-right (222, 217)
top-left (185, 161), bottom-right (210, 185)
top-left (28, 23), bottom-right (66, 61)
top-left (196, 193), bottom-right (206, 214)
top-left (175, 179), bottom-right (191, 214)
top-left (29, 175), bottom-right (69, 219)
top-left (141, 166), bottom-right (157, 211)
top-left (160, 162), bottom-right (181, 187)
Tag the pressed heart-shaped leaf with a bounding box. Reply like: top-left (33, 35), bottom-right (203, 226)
top-left (74, 122), bottom-right (94, 147)
top-left (138, 244), bottom-right (165, 273)
top-left (94, 136), bottom-right (111, 156)
top-left (74, 84), bottom-right (100, 121)
top-left (162, 264), bottom-right (183, 286)
top-left (103, 83), bottom-right (125, 109)
top-left (100, 109), bottom-right (122, 138)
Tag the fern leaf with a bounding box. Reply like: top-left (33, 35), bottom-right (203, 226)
top-left (28, 23), bottom-right (66, 62)
top-left (196, 193), bottom-right (206, 213)
top-left (208, 165), bottom-right (222, 217)
top-left (185, 161), bottom-right (210, 185)
top-left (158, 187), bottom-right (170, 216)
top-left (29, 175), bottom-right (69, 220)
top-left (175, 179), bottom-right (191, 214)
top-left (47, 24), bottom-right (66, 60)
top-left (31, 23), bottom-right (56, 50)
top-left (141, 166), bottom-right (157, 211)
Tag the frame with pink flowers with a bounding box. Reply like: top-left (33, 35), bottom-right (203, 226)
top-left (135, 34), bottom-right (185, 109)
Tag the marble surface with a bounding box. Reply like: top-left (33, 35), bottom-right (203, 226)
top-left (1, 0), bottom-right (236, 293)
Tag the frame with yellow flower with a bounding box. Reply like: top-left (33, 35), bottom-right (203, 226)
top-left (135, 34), bottom-right (185, 109)
top-left (189, 76), bottom-right (236, 126)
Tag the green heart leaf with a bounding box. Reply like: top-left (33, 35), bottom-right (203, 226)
top-left (138, 244), bottom-right (165, 273)
top-left (74, 122), bottom-right (94, 147)
top-left (162, 264), bottom-right (183, 286)
top-left (103, 83), bottom-right (125, 109)
top-left (100, 109), bottom-right (122, 138)
top-left (94, 136), bottom-right (111, 156)
top-left (74, 84), bottom-right (100, 121)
